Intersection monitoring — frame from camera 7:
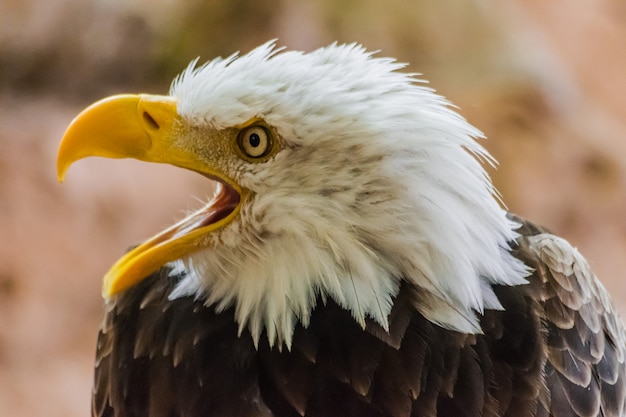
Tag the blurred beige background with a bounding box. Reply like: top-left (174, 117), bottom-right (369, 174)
top-left (1, 0), bottom-right (625, 416)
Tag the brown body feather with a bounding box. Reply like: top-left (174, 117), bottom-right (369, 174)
top-left (93, 215), bottom-right (626, 417)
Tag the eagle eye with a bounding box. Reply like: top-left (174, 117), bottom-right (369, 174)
top-left (238, 126), bottom-right (272, 159)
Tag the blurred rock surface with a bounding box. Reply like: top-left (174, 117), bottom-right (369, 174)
top-left (1, 1), bottom-right (625, 416)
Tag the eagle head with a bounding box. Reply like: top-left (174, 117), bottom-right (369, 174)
top-left (58, 41), bottom-right (528, 347)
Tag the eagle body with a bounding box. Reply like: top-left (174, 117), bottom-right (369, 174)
top-left (93, 216), bottom-right (626, 417)
top-left (57, 43), bottom-right (626, 417)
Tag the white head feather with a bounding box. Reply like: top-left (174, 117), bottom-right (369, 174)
top-left (167, 41), bottom-right (530, 347)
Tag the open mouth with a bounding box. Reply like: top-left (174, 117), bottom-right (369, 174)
top-left (197, 181), bottom-right (241, 228)
top-left (100, 179), bottom-right (243, 296)
top-left (170, 180), bottom-right (241, 240)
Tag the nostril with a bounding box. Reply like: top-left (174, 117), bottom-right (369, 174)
top-left (143, 111), bottom-right (159, 130)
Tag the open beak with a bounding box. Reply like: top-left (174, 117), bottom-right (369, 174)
top-left (58, 94), bottom-right (243, 297)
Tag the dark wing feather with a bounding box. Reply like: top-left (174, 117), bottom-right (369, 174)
top-left (93, 268), bottom-right (275, 417)
top-left (93, 215), bottom-right (626, 417)
top-left (511, 214), bottom-right (626, 417)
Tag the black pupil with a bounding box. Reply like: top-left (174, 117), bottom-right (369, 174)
top-left (249, 133), bottom-right (261, 148)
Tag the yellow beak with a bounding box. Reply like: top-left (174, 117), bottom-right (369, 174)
top-left (58, 94), bottom-right (243, 297)
top-left (59, 94), bottom-right (191, 181)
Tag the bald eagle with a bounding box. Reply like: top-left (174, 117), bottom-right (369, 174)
top-left (58, 42), bottom-right (626, 417)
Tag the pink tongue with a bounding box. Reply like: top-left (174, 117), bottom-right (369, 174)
top-left (167, 182), bottom-right (240, 240)
top-left (198, 202), bottom-right (238, 227)
top-left (186, 183), bottom-right (241, 231)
